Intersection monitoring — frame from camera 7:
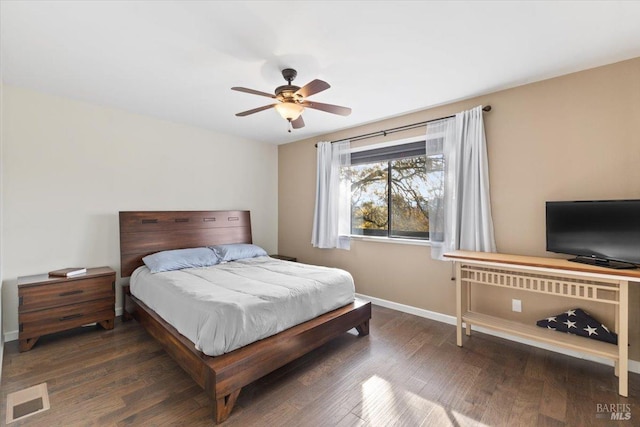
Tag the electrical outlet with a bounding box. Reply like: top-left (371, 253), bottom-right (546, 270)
top-left (512, 299), bottom-right (522, 312)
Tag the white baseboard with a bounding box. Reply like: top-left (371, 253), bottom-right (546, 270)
top-left (356, 293), bottom-right (640, 375)
top-left (4, 330), bottom-right (17, 342)
top-left (3, 306), bottom-right (124, 343)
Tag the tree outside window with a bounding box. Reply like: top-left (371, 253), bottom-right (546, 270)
top-left (347, 142), bottom-right (443, 240)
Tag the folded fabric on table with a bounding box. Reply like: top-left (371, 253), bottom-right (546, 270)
top-left (536, 308), bottom-right (617, 344)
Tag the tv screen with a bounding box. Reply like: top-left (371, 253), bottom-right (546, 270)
top-left (546, 200), bottom-right (640, 268)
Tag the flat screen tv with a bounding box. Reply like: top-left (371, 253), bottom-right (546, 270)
top-left (546, 199), bottom-right (640, 269)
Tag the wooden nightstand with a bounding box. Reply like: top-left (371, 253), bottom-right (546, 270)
top-left (17, 266), bottom-right (116, 352)
top-left (269, 254), bottom-right (297, 262)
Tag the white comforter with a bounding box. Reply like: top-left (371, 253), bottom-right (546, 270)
top-left (130, 256), bottom-right (355, 356)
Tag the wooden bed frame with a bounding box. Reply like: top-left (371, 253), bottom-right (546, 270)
top-left (119, 210), bottom-right (371, 423)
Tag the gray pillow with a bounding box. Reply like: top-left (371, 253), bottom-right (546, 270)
top-left (209, 243), bottom-right (267, 262)
top-left (142, 247), bottom-right (219, 273)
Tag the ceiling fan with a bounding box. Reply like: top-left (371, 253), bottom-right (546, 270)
top-left (232, 68), bottom-right (351, 132)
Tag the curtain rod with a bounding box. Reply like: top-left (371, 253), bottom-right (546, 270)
top-left (317, 105), bottom-right (492, 147)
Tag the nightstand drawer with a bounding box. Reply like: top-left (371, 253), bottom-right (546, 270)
top-left (17, 267), bottom-right (116, 351)
top-left (19, 298), bottom-right (114, 338)
top-left (19, 276), bottom-right (114, 313)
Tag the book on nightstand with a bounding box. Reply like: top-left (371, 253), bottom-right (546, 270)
top-left (48, 267), bottom-right (87, 277)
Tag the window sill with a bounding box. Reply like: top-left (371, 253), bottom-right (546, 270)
top-left (349, 235), bottom-right (432, 247)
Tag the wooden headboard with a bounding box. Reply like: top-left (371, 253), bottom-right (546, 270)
top-left (119, 210), bottom-right (252, 277)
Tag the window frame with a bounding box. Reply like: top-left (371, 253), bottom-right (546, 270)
top-left (347, 136), bottom-right (440, 243)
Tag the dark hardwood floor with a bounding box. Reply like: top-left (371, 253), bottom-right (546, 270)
top-left (2, 305), bottom-right (639, 426)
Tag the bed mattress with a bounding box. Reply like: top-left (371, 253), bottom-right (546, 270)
top-left (130, 256), bottom-right (355, 356)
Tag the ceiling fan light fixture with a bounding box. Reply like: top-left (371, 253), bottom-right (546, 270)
top-left (232, 68), bottom-right (350, 131)
top-left (275, 102), bottom-right (304, 121)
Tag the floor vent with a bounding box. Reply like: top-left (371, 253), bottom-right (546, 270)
top-left (6, 383), bottom-right (50, 424)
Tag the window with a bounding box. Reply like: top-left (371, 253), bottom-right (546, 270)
top-left (347, 140), bottom-right (444, 240)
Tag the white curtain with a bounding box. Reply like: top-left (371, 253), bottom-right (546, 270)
top-left (428, 106), bottom-right (496, 259)
top-left (312, 140), bottom-right (351, 249)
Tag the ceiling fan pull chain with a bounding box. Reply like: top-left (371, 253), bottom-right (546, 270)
top-left (288, 120), bottom-right (292, 133)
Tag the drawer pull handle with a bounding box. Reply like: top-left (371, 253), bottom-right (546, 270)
top-left (142, 219), bottom-right (158, 224)
top-left (59, 290), bottom-right (83, 297)
top-left (175, 218), bottom-right (189, 223)
top-left (60, 313), bottom-right (83, 321)
top-left (228, 216), bottom-right (239, 221)
top-left (203, 217), bottom-right (216, 222)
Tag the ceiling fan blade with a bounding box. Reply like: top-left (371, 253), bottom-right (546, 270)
top-left (231, 87), bottom-right (276, 98)
top-left (235, 104), bottom-right (277, 117)
top-left (291, 115), bottom-right (305, 129)
top-left (295, 79), bottom-right (330, 98)
top-left (301, 101), bottom-right (351, 116)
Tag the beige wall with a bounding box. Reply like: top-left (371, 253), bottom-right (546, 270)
top-left (1, 85), bottom-right (279, 338)
top-left (279, 58), bottom-right (640, 359)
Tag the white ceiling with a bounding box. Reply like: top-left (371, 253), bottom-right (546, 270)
top-left (2, 1), bottom-right (640, 145)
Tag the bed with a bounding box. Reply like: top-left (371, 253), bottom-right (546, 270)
top-left (119, 210), bottom-right (371, 423)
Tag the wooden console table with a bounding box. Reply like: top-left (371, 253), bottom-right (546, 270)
top-left (444, 250), bottom-right (640, 397)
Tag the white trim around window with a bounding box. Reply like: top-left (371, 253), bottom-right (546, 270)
top-left (350, 234), bottom-right (432, 247)
top-left (349, 135), bottom-right (425, 154)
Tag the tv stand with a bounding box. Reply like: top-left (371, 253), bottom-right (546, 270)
top-left (571, 256), bottom-right (637, 270)
top-left (444, 250), bottom-right (640, 398)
